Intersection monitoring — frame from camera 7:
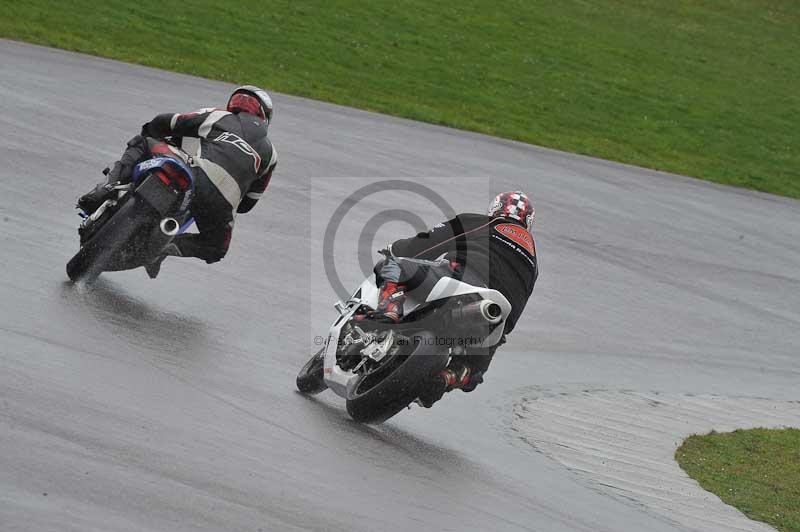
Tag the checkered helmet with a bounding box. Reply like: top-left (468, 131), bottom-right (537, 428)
top-left (487, 191), bottom-right (535, 229)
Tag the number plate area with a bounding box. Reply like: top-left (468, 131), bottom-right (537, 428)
top-left (136, 175), bottom-right (179, 215)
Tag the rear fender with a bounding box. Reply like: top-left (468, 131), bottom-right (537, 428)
top-left (132, 156), bottom-right (195, 191)
top-left (132, 157), bottom-right (196, 218)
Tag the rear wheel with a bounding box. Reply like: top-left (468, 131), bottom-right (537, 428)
top-left (66, 198), bottom-right (152, 283)
top-left (345, 330), bottom-right (448, 424)
top-left (296, 348), bottom-right (327, 395)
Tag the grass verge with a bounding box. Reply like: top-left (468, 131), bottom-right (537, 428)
top-left (676, 428), bottom-right (800, 532)
top-left (1, 1), bottom-right (798, 197)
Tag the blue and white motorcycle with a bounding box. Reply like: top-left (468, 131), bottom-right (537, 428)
top-left (66, 156), bottom-right (195, 282)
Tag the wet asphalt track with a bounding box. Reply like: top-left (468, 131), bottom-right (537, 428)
top-left (1, 40), bottom-right (799, 532)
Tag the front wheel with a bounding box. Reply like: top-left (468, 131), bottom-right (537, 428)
top-left (345, 330), bottom-right (448, 424)
top-left (296, 348), bottom-right (327, 395)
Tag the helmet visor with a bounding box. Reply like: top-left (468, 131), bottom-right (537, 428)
top-left (228, 93), bottom-right (266, 120)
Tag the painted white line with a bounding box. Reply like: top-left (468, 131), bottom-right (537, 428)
top-left (513, 387), bottom-right (800, 532)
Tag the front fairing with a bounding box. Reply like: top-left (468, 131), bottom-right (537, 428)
top-left (321, 277), bottom-right (380, 398)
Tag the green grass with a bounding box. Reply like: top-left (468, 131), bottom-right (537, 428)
top-left (676, 428), bottom-right (800, 532)
top-left (1, 1), bottom-right (798, 197)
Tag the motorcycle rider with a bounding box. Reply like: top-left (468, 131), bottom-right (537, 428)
top-left (77, 85), bottom-right (277, 278)
top-left (370, 191), bottom-right (538, 407)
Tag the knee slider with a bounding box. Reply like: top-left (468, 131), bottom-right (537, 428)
top-left (204, 250), bottom-right (226, 264)
top-left (203, 237), bottom-right (230, 264)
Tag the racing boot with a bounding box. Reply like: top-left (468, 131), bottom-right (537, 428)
top-left (79, 135), bottom-right (148, 214)
top-left (369, 282), bottom-right (406, 323)
top-left (417, 363), bottom-right (472, 408)
top-left (144, 242), bottom-right (182, 279)
top-left (77, 168), bottom-right (115, 215)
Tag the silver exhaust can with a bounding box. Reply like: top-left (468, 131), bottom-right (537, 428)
top-left (159, 217), bottom-right (180, 237)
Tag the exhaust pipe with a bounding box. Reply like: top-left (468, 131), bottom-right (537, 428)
top-left (450, 300), bottom-right (503, 327)
top-left (482, 301), bottom-right (503, 322)
top-left (159, 217), bottom-right (180, 237)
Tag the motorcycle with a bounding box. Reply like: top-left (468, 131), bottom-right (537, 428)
top-left (296, 258), bottom-right (512, 423)
top-left (66, 155), bottom-right (195, 283)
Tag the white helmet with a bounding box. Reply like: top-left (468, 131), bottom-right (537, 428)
top-left (227, 85), bottom-right (274, 124)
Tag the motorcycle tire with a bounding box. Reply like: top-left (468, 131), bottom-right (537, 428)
top-left (66, 197), bottom-right (153, 283)
top-left (296, 348), bottom-right (328, 395)
top-left (345, 330), bottom-right (448, 424)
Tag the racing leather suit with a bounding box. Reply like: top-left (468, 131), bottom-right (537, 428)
top-left (380, 213), bottom-right (538, 379)
top-left (103, 108), bottom-right (277, 262)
